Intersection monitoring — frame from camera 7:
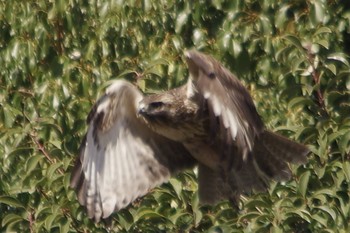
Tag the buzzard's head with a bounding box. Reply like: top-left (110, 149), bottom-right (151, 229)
top-left (138, 85), bottom-right (199, 125)
top-left (138, 92), bottom-right (178, 122)
top-left (137, 87), bottom-right (202, 142)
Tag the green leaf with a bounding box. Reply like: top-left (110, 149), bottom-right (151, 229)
top-left (298, 171), bottom-right (310, 197)
top-left (220, 32), bottom-right (231, 50)
top-left (310, 1), bottom-right (325, 24)
top-left (324, 63), bottom-right (336, 75)
top-left (208, 225), bottom-right (233, 233)
top-left (328, 128), bottom-right (349, 143)
top-left (343, 161), bottom-right (350, 182)
top-left (0, 196), bottom-right (26, 209)
top-left (315, 206), bottom-right (337, 222)
top-left (311, 213), bottom-right (328, 227)
top-left (245, 199), bottom-right (271, 209)
top-left (193, 208), bottom-right (202, 227)
top-left (175, 11), bottom-right (189, 33)
top-left (313, 189), bottom-right (335, 198)
top-left (46, 162), bottom-right (63, 178)
top-left (171, 36), bottom-right (183, 51)
top-left (45, 212), bottom-right (58, 230)
top-left (211, 0), bottom-right (222, 10)
top-left (59, 217), bottom-right (71, 233)
top-left (238, 212), bottom-right (261, 222)
top-left (134, 208), bottom-right (166, 221)
top-left (287, 97), bottom-right (314, 110)
top-left (283, 35), bottom-right (304, 51)
top-left (327, 53), bottom-right (350, 67)
top-left (169, 178), bottom-right (182, 197)
top-left (315, 39), bottom-right (329, 49)
top-left (1, 213), bottom-right (25, 227)
top-left (25, 155), bottom-right (43, 174)
top-left (1, 104), bottom-right (21, 128)
top-left (314, 26), bottom-right (332, 35)
top-left (117, 210), bottom-right (134, 231)
top-left (192, 28), bottom-right (206, 47)
top-left (339, 131), bottom-right (350, 155)
top-left (286, 209), bottom-right (311, 222)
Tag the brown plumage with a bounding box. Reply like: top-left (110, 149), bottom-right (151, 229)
top-left (70, 50), bottom-right (309, 222)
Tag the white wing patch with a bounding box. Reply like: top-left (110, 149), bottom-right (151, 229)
top-left (226, 109), bottom-right (238, 140)
top-left (210, 95), bottom-right (222, 116)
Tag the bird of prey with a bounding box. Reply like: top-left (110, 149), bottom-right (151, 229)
top-left (70, 50), bottom-right (309, 222)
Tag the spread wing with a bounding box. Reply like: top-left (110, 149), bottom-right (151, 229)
top-left (185, 50), bottom-right (309, 205)
top-left (185, 50), bottom-right (264, 161)
top-left (70, 80), bottom-right (195, 222)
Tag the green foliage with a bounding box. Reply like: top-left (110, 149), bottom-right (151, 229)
top-left (1, 0), bottom-right (349, 232)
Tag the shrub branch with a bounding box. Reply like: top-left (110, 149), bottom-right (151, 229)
top-left (306, 48), bottom-right (329, 117)
top-left (30, 132), bottom-right (64, 175)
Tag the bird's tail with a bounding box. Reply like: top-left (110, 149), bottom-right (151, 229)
top-left (197, 130), bottom-right (309, 207)
top-left (252, 130), bottom-right (309, 181)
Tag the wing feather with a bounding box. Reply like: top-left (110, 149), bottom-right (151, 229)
top-left (185, 50), bottom-right (264, 157)
top-left (185, 51), bottom-right (309, 204)
top-left (70, 80), bottom-right (195, 221)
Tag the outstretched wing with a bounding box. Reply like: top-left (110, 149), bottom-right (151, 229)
top-left (70, 80), bottom-right (195, 222)
top-left (185, 51), bottom-right (309, 205)
top-left (185, 50), bottom-right (264, 161)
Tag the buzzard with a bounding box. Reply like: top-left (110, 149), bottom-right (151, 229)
top-left (70, 50), bottom-right (309, 222)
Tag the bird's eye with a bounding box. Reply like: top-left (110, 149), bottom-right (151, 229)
top-left (149, 101), bottom-right (164, 109)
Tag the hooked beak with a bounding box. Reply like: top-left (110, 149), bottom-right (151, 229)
top-left (137, 102), bottom-right (147, 116)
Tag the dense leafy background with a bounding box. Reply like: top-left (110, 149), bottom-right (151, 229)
top-left (1, 0), bottom-right (349, 232)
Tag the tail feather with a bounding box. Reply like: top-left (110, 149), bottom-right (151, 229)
top-left (261, 131), bottom-right (309, 164)
top-left (253, 142), bottom-right (292, 181)
top-left (197, 130), bottom-right (309, 207)
top-left (253, 130), bottom-right (309, 181)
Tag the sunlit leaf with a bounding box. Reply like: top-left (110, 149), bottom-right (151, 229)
top-left (310, 1), bottom-right (325, 24)
top-left (0, 196), bottom-right (26, 209)
top-left (314, 27), bottom-right (332, 35)
top-left (315, 206), bottom-right (337, 222)
top-left (324, 63), bottom-right (336, 75)
top-left (298, 171), bottom-right (310, 197)
top-left (1, 213), bottom-right (25, 227)
top-left (175, 11), bottom-right (189, 33)
top-left (327, 53), bottom-right (350, 67)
